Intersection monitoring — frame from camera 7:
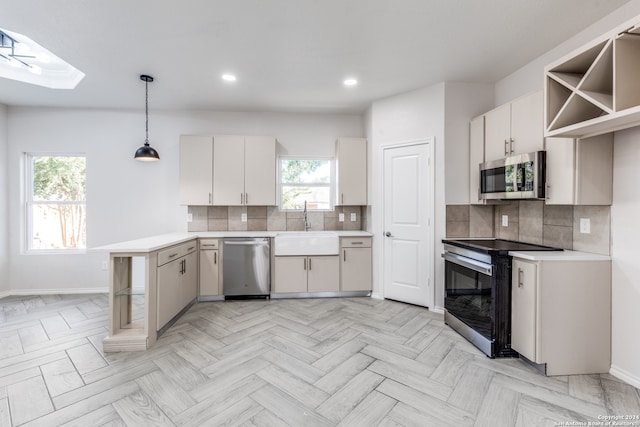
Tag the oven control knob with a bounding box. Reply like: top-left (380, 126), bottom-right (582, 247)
top-left (385, 232), bottom-right (392, 237)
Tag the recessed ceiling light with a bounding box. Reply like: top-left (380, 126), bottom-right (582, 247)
top-left (222, 74), bottom-right (237, 82)
top-left (344, 78), bottom-right (358, 86)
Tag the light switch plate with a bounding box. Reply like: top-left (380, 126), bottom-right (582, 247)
top-left (339, 213), bottom-right (345, 222)
top-left (501, 215), bottom-right (508, 227)
top-left (187, 213), bottom-right (193, 223)
top-left (101, 261), bottom-right (108, 271)
top-left (241, 213), bottom-right (247, 222)
top-left (350, 212), bottom-right (357, 222)
top-left (580, 218), bottom-right (591, 234)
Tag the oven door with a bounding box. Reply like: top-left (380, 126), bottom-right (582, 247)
top-left (443, 252), bottom-right (494, 342)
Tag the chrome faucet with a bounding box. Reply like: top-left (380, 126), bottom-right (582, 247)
top-left (303, 200), bottom-right (310, 231)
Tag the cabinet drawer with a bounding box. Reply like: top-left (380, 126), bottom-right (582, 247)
top-left (341, 237), bottom-right (371, 248)
top-left (199, 239), bottom-right (219, 250)
top-left (157, 240), bottom-right (197, 266)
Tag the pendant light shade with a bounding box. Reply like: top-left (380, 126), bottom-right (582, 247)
top-left (134, 74), bottom-right (160, 161)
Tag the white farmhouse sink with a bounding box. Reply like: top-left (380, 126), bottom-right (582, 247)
top-left (274, 232), bottom-right (339, 256)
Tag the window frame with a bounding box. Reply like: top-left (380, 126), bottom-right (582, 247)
top-left (277, 156), bottom-right (335, 211)
top-left (25, 152), bottom-right (87, 254)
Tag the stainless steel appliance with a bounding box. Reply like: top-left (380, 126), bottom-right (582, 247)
top-left (442, 239), bottom-right (560, 358)
top-left (480, 151), bottom-right (546, 200)
top-left (223, 237), bottom-right (270, 297)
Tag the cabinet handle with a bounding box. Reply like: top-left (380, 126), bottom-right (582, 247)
top-left (341, 193), bottom-right (344, 204)
top-left (245, 193), bottom-right (248, 204)
top-left (188, 246), bottom-right (195, 251)
top-left (343, 250), bottom-right (346, 262)
top-left (304, 258), bottom-right (307, 270)
top-left (214, 252), bottom-right (217, 264)
top-left (546, 184), bottom-right (551, 200)
top-left (351, 241), bottom-right (363, 245)
top-left (518, 268), bottom-right (523, 287)
top-left (309, 258), bottom-right (312, 270)
top-left (209, 193), bottom-right (212, 204)
top-left (168, 253), bottom-right (179, 259)
top-left (510, 138), bottom-right (514, 154)
top-left (504, 139), bottom-right (509, 156)
top-left (201, 244), bottom-right (216, 247)
top-left (240, 193), bottom-right (243, 204)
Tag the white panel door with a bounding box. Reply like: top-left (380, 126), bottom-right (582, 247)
top-left (383, 142), bottom-right (432, 307)
top-left (213, 135), bottom-right (245, 205)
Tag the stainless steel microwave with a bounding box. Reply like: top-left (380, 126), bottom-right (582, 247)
top-left (479, 151), bottom-right (546, 200)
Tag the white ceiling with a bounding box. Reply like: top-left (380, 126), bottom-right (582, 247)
top-left (0, 0), bottom-right (632, 113)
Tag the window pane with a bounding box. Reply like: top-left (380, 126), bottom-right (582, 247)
top-left (31, 203), bottom-right (86, 249)
top-left (282, 186), bottom-right (331, 210)
top-left (281, 159), bottom-right (330, 184)
top-left (32, 156), bottom-right (86, 202)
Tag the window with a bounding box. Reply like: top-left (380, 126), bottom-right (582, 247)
top-left (26, 154), bottom-right (86, 251)
top-left (279, 158), bottom-right (333, 210)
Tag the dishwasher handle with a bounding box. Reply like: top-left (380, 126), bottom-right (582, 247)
top-left (224, 240), bottom-right (270, 246)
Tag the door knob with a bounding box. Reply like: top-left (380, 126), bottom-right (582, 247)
top-left (385, 232), bottom-right (392, 237)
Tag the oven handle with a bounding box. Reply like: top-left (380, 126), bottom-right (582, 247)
top-left (442, 252), bottom-right (493, 276)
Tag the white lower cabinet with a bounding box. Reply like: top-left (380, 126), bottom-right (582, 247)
top-left (156, 241), bottom-right (197, 331)
top-left (199, 239), bottom-right (220, 296)
top-left (511, 257), bottom-right (611, 375)
top-left (274, 256), bottom-right (339, 293)
top-left (340, 237), bottom-right (372, 291)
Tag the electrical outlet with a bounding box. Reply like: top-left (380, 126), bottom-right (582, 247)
top-left (101, 261), bottom-right (108, 271)
top-left (241, 213), bottom-right (247, 222)
top-left (580, 218), bottom-right (591, 234)
top-left (187, 213), bottom-right (193, 223)
top-left (501, 215), bottom-right (508, 227)
top-left (350, 212), bottom-right (357, 222)
top-left (339, 213), bottom-right (345, 222)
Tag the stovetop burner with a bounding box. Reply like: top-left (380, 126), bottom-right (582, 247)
top-left (443, 239), bottom-right (562, 255)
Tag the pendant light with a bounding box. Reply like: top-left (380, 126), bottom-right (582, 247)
top-left (134, 74), bottom-right (160, 161)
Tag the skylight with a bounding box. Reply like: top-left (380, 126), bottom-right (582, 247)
top-left (0, 27), bottom-right (84, 89)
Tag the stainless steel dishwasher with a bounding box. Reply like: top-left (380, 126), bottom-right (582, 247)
top-left (223, 237), bottom-right (270, 297)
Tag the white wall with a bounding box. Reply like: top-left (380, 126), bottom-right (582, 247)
top-left (368, 83), bottom-right (446, 308)
top-left (0, 105), bottom-right (8, 295)
top-left (444, 82), bottom-right (494, 204)
top-left (7, 107), bottom-right (363, 293)
top-left (494, 0), bottom-right (640, 388)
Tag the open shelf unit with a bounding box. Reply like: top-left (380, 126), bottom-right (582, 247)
top-left (545, 20), bottom-right (640, 138)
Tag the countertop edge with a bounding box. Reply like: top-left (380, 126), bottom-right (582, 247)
top-left (509, 250), bottom-right (611, 261)
top-left (92, 230), bottom-right (373, 253)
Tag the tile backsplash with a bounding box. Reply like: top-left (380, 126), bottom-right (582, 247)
top-left (446, 201), bottom-right (611, 255)
top-left (188, 206), bottom-right (365, 232)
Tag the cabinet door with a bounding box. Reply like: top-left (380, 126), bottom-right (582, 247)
top-left (510, 91), bottom-right (543, 155)
top-left (157, 260), bottom-right (180, 330)
top-left (307, 256), bottom-right (340, 292)
top-left (511, 259), bottom-right (538, 361)
top-left (274, 257), bottom-right (307, 293)
top-left (469, 116), bottom-right (485, 205)
top-left (213, 135), bottom-right (245, 205)
top-left (244, 136), bottom-right (276, 205)
top-left (484, 103), bottom-right (511, 161)
top-left (181, 251), bottom-right (198, 306)
top-left (336, 138), bottom-right (367, 205)
top-left (545, 137), bottom-right (576, 205)
top-left (179, 135), bottom-right (213, 205)
top-left (199, 249), bottom-right (219, 296)
top-left (341, 248), bottom-right (372, 291)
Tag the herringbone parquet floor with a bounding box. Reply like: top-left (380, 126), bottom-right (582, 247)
top-left (0, 294), bottom-right (639, 426)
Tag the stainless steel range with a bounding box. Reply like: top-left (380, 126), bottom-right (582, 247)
top-left (442, 239), bottom-right (561, 358)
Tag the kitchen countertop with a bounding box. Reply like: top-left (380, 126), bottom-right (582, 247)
top-left (509, 249), bottom-right (611, 261)
top-left (93, 230), bottom-right (373, 253)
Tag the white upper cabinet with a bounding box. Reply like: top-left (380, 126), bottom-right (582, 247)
top-left (213, 135), bottom-right (245, 205)
top-left (545, 133), bottom-right (613, 205)
top-left (485, 91), bottom-right (543, 161)
top-left (336, 137), bottom-right (367, 206)
top-left (213, 135), bottom-right (276, 206)
top-left (179, 135), bottom-right (213, 206)
top-left (469, 115), bottom-right (485, 205)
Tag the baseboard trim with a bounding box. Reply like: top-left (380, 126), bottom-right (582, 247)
top-left (2, 288), bottom-right (109, 297)
top-left (431, 305), bottom-right (445, 315)
top-left (370, 292), bottom-right (383, 300)
top-left (610, 365), bottom-right (640, 389)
